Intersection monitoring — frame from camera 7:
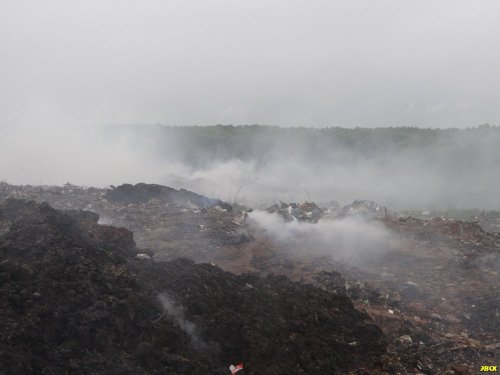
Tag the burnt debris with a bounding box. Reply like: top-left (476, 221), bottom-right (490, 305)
top-left (0, 199), bottom-right (386, 374)
top-left (1, 182), bottom-right (499, 374)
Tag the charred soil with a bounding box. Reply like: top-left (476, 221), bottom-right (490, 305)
top-left (0, 198), bottom-right (386, 374)
top-left (1, 182), bottom-right (499, 374)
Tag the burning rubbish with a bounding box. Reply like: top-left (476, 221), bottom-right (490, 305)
top-left (267, 201), bottom-right (323, 222)
top-left (0, 182), bottom-right (499, 374)
top-left (0, 198), bottom-right (388, 374)
top-left (339, 199), bottom-right (390, 219)
top-left (266, 199), bottom-right (392, 223)
top-left (156, 292), bottom-right (205, 349)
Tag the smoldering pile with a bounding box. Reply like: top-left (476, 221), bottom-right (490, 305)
top-left (266, 199), bottom-right (392, 223)
top-left (1, 181), bottom-right (499, 374)
top-left (0, 198), bottom-right (387, 374)
top-left (267, 201), bottom-right (323, 223)
top-left (104, 183), bottom-right (232, 211)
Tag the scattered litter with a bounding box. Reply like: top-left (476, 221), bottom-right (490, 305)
top-left (229, 363), bottom-right (244, 374)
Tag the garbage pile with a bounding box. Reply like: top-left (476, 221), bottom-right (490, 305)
top-left (339, 199), bottom-right (389, 219)
top-left (266, 200), bottom-right (392, 223)
top-left (0, 199), bottom-right (388, 374)
top-left (267, 201), bottom-right (323, 223)
top-left (341, 215), bottom-right (500, 374)
top-left (1, 182), bottom-right (499, 373)
top-left (0, 182), bottom-right (106, 211)
top-left (0, 183), bottom-right (243, 263)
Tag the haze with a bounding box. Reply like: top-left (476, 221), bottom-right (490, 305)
top-left (2, 1), bottom-right (500, 211)
top-left (2, 0), bottom-right (500, 127)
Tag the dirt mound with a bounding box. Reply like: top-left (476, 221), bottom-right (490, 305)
top-left (0, 199), bottom-right (387, 374)
top-left (0, 199), bottom-right (181, 374)
top-left (105, 183), bottom-right (231, 210)
top-left (140, 258), bottom-right (387, 374)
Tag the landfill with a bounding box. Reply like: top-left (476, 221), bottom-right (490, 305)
top-left (0, 182), bottom-right (499, 374)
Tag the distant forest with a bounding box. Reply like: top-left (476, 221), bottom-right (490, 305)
top-left (103, 124), bottom-right (500, 210)
top-left (109, 124), bottom-right (500, 168)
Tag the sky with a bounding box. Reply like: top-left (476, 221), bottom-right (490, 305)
top-left (1, 0), bottom-right (500, 128)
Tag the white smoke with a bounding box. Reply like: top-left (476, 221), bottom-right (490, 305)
top-left (157, 292), bottom-right (205, 348)
top-left (247, 210), bottom-right (393, 264)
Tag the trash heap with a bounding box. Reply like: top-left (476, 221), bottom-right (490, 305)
top-left (0, 198), bottom-right (388, 374)
top-left (267, 201), bottom-right (323, 223)
top-left (266, 200), bottom-right (392, 223)
top-left (1, 182), bottom-right (499, 373)
top-left (0, 183), bottom-right (244, 264)
top-left (339, 199), bottom-right (389, 219)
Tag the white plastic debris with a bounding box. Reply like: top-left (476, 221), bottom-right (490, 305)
top-left (136, 253), bottom-right (151, 260)
top-left (229, 363), bottom-right (244, 374)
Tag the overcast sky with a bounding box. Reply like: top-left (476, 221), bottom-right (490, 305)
top-left (2, 0), bottom-right (500, 128)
